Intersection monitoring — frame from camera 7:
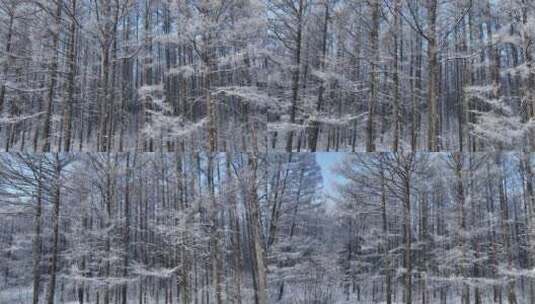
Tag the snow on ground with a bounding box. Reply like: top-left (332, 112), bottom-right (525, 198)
top-left (1, 285), bottom-right (533, 304)
top-left (0, 286), bottom-right (32, 304)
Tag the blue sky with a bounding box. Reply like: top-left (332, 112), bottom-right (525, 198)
top-left (315, 152), bottom-right (347, 195)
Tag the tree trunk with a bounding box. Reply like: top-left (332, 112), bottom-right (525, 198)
top-left (452, 153), bottom-right (470, 304)
top-left (381, 166), bottom-right (392, 304)
top-left (286, 0), bottom-right (304, 152)
top-left (521, 1), bottom-right (535, 148)
top-left (497, 156), bottom-right (517, 303)
top-left (247, 154), bottom-right (268, 304)
top-left (62, 0), bottom-right (77, 152)
top-left (402, 155), bottom-right (412, 304)
top-left (426, 0), bottom-right (439, 151)
top-left (392, 0), bottom-right (402, 151)
top-left (122, 153), bottom-right (131, 304)
top-left (42, 1), bottom-right (64, 152)
top-left (46, 155), bottom-right (62, 304)
top-left (206, 55), bottom-right (217, 153)
top-left (226, 155), bottom-right (242, 304)
top-left (0, 8), bottom-right (15, 143)
top-left (308, 2), bottom-right (328, 152)
top-left (207, 153), bottom-right (224, 304)
top-left (367, 0), bottom-right (380, 152)
top-left (32, 160), bottom-right (44, 304)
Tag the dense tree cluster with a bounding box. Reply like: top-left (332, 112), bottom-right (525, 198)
top-left (335, 153), bottom-right (535, 303)
top-left (1, 152), bottom-right (535, 303)
top-left (0, 0), bottom-right (534, 152)
top-left (1, 0), bottom-right (535, 303)
top-left (0, 152), bottom-right (329, 303)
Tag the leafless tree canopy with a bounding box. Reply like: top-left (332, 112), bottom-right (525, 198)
top-left (0, 0), bottom-right (534, 152)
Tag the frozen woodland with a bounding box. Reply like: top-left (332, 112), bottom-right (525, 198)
top-left (1, 0), bottom-right (535, 303)
top-left (0, 152), bottom-right (534, 304)
top-left (0, 0), bottom-right (533, 152)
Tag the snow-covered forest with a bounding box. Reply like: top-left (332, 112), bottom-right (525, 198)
top-left (0, 0), bottom-right (534, 152)
top-left (0, 152), bottom-right (535, 303)
top-left (1, 0), bottom-right (535, 302)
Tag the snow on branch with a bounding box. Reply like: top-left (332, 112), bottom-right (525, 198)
top-left (0, 112), bottom-right (46, 125)
top-left (268, 122), bottom-right (307, 132)
top-left (131, 262), bottom-right (180, 279)
top-left (213, 86), bottom-right (276, 108)
top-left (167, 65), bottom-right (196, 78)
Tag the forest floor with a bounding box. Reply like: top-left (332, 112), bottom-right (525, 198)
top-left (1, 285), bottom-right (533, 304)
top-left (0, 286), bottom-right (32, 304)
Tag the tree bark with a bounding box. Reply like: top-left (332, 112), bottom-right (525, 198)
top-left (122, 153), bottom-right (131, 304)
top-left (46, 155), bottom-right (62, 304)
top-left (380, 165), bottom-right (392, 304)
top-left (308, 1), bottom-right (329, 152)
top-left (392, 0), bottom-right (402, 151)
top-left (0, 7), bottom-right (15, 143)
top-left (207, 153), bottom-right (224, 304)
top-left (452, 153), bottom-right (470, 304)
top-left (286, 0), bottom-right (304, 152)
top-left (32, 159), bottom-right (44, 304)
top-left (247, 153), bottom-right (268, 304)
top-left (426, 0), bottom-right (439, 151)
top-left (366, 0), bottom-right (380, 152)
top-left (62, 0), bottom-right (77, 152)
top-left (42, 1), bottom-right (64, 152)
